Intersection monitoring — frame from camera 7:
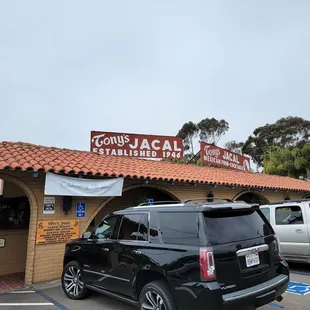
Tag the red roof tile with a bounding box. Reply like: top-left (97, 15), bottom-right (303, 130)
top-left (0, 141), bottom-right (310, 192)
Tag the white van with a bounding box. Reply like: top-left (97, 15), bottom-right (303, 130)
top-left (260, 199), bottom-right (310, 264)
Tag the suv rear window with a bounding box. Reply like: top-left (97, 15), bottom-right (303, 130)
top-left (204, 210), bottom-right (273, 245)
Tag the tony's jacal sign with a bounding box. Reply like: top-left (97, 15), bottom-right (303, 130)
top-left (90, 131), bottom-right (184, 159)
top-left (200, 142), bottom-right (251, 172)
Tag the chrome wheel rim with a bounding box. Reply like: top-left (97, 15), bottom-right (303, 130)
top-left (63, 266), bottom-right (84, 297)
top-left (142, 290), bottom-right (166, 310)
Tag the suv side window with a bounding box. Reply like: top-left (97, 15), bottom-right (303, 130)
top-left (93, 215), bottom-right (119, 240)
top-left (275, 206), bottom-right (304, 225)
top-left (118, 213), bottom-right (149, 241)
top-left (260, 207), bottom-right (270, 222)
top-left (158, 212), bottom-right (198, 245)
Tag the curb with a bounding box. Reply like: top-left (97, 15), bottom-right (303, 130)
top-left (31, 279), bottom-right (61, 290)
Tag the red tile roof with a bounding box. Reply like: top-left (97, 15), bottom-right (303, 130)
top-left (0, 141), bottom-right (310, 192)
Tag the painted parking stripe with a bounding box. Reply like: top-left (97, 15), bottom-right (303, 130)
top-left (0, 303), bottom-right (53, 306)
top-left (269, 302), bottom-right (284, 308)
top-left (34, 289), bottom-right (70, 310)
top-left (8, 291), bottom-right (35, 294)
top-left (290, 271), bottom-right (310, 277)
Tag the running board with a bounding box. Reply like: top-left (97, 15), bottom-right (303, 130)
top-left (283, 255), bottom-right (310, 264)
top-left (85, 284), bottom-right (139, 306)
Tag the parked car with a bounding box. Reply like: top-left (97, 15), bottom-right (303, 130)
top-left (61, 198), bottom-right (289, 310)
top-left (260, 199), bottom-right (310, 264)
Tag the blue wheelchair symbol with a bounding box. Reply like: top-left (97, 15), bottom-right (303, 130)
top-left (76, 202), bottom-right (86, 218)
top-left (286, 281), bottom-right (310, 296)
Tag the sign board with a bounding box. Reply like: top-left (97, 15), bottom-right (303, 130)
top-left (90, 131), bottom-right (184, 159)
top-left (36, 220), bottom-right (80, 245)
top-left (0, 238), bottom-right (5, 248)
top-left (44, 173), bottom-right (124, 197)
top-left (200, 142), bottom-right (251, 172)
top-left (76, 202), bottom-right (86, 218)
top-left (286, 281), bottom-right (310, 296)
top-left (43, 197), bottom-right (55, 214)
top-left (147, 198), bottom-right (154, 205)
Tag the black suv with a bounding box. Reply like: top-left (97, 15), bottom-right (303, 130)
top-left (61, 198), bottom-right (289, 310)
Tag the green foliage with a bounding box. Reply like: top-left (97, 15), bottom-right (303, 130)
top-left (224, 140), bottom-right (244, 154)
top-left (177, 118), bottom-right (229, 157)
top-left (197, 118), bottom-right (229, 144)
top-left (263, 142), bottom-right (310, 179)
top-left (177, 121), bottom-right (199, 155)
top-left (242, 116), bottom-right (310, 167)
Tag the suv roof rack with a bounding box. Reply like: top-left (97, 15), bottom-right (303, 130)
top-left (137, 200), bottom-right (181, 206)
top-left (267, 198), bottom-right (310, 205)
top-left (183, 197), bottom-right (235, 204)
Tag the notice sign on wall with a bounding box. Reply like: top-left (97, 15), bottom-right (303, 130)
top-left (91, 131), bottom-right (184, 159)
top-left (36, 220), bottom-right (80, 245)
top-left (200, 142), bottom-right (251, 172)
top-left (43, 197), bottom-right (55, 214)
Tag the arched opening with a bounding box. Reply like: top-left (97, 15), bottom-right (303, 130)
top-left (303, 194), bottom-right (310, 199)
top-left (86, 185), bottom-right (178, 231)
top-left (0, 179), bottom-right (31, 291)
top-left (234, 191), bottom-right (269, 205)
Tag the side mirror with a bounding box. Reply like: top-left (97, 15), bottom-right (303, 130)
top-left (82, 231), bottom-right (92, 239)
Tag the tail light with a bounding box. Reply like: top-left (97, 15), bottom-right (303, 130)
top-left (273, 235), bottom-right (282, 261)
top-left (200, 247), bottom-right (216, 281)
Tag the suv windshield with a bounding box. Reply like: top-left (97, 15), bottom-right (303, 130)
top-left (204, 210), bottom-right (273, 245)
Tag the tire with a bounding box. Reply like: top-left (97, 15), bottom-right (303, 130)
top-left (61, 260), bottom-right (89, 300)
top-left (139, 280), bottom-right (176, 310)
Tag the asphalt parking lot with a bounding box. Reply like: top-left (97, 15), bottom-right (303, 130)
top-left (0, 263), bottom-right (309, 310)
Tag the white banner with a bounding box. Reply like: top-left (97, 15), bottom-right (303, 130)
top-left (44, 173), bottom-right (124, 197)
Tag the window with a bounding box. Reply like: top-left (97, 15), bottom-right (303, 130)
top-left (260, 207), bottom-right (270, 222)
top-left (93, 215), bottom-right (119, 240)
top-left (275, 206), bottom-right (304, 225)
top-left (204, 210), bottom-right (273, 245)
top-left (158, 212), bottom-right (199, 245)
top-left (118, 213), bottom-right (148, 241)
top-left (0, 197), bottom-right (30, 229)
top-left (136, 213), bottom-right (149, 241)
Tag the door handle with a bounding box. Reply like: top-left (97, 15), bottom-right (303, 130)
top-left (101, 247), bottom-right (110, 252)
top-left (296, 229), bottom-right (303, 234)
top-left (132, 250), bottom-right (142, 255)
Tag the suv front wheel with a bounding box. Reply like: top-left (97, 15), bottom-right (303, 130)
top-left (139, 281), bottom-right (176, 310)
top-left (61, 261), bottom-right (89, 300)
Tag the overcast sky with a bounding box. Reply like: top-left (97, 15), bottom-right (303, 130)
top-left (1, 0), bottom-right (309, 152)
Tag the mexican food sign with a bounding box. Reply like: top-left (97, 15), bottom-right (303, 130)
top-left (91, 131), bottom-right (184, 159)
top-left (200, 142), bottom-right (251, 172)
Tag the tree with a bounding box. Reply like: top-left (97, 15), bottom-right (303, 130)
top-left (177, 121), bottom-right (198, 155)
top-left (224, 140), bottom-right (244, 154)
top-left (242, 116), bottom-right (310, 167)
top-left (263, 142), bottom-right (310, 179)
top-left (197, 118), bottom-right (229, 144)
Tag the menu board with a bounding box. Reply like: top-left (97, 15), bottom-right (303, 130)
top-left (36, 220), bottom-right (80, 245)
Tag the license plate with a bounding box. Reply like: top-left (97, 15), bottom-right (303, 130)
top-left (245, 253), bottom-right (260, 267)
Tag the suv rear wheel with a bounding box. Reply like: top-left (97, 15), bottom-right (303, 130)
top-left (61, 261), bottom-right (89, 300)
top-left (139, 281), bottom-right (176, 310)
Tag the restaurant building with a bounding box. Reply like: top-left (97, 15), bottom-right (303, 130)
top-left (1, 141), bottom-right (310, 290)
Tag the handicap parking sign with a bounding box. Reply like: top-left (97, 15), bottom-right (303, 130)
top-left (286, 281), bottom-right (310, 296)
top-left (147, 198), bottom-right (154, 205)
top-left (76, 202), bottom-right (86, 218)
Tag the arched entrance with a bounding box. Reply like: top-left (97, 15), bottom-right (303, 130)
top-left (86, 184), bottom-right (179, 231)
top-left (234, 191), bottom-right (269, 205)
top-left (303, 194), bottom-right (310, 199)
top-left (0, 175), bottom-right (38, 289)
